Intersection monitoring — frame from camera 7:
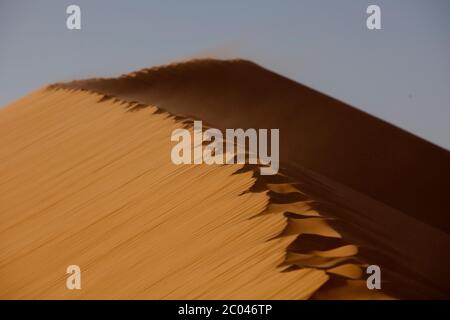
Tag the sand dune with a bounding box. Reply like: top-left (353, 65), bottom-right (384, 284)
top-left (1, 59), bottom-right (449, 299)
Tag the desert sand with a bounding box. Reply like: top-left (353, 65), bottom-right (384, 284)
top-left (0, 59), bottom-right (449, 299)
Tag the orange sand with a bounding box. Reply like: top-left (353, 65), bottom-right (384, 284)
top-left (1, 59), bottom-right (449, 299)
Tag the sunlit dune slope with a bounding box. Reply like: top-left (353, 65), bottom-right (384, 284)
top-left (0, 88), bottom-right (389, 299)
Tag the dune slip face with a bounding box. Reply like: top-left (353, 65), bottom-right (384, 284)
top-left (0, 59), bottom-right (449, 299)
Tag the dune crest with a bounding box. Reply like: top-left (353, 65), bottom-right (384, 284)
top-left (53, 59), bottom-right (450, 233)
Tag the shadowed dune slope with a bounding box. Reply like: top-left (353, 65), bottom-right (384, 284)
top-left (56, 59), bottom-right (450, 234)
top-left (0, 89), bottom-right (392, 299)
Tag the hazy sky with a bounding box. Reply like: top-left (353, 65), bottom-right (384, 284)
top-left (1, 0), bottom-right (449, 149)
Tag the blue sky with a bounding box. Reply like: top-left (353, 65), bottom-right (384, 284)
top-left (1, 0), bottom-right (449, 149)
